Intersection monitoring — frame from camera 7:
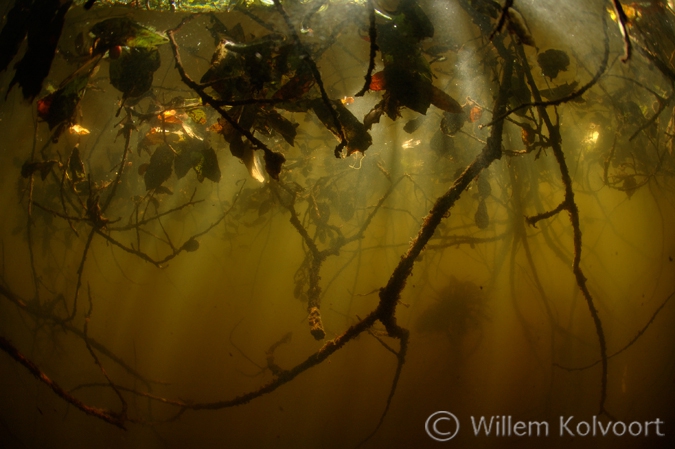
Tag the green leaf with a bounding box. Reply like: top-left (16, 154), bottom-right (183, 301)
top-left (537, 49), bottom-right (570, 80)
top-left (441, 110), bottom-right (467, 136)
top-left (188, 108), bottom-right (207, 125)
top-left (310, 99), bottom-right (372, 155)
top-left (182, 238), bottom-right (199, 252)
top-left (174, 146), bottom-right (201, 180)
top-left (90, 18), bottom-right (168, 54)
top-left (144, 144), bottom-right (174, 190)
top-left (109, 47), bottom-right (161, 98)
top-left (194, 147), bottom-right (221, 183)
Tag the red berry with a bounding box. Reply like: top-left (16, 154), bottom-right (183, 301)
top-left (109, 46), bottom-right (122, 59)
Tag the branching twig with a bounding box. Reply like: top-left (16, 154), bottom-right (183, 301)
top-left (83, 285), bottom-right (128, 424)
top-left (515, 38), bottom-right (610, 416)
top-left (166, 17), bottom-right (285, 179)
top-left (0, 283), bottom-right (166, 388)
top-left (0, 335), bottom-right (126, 429)
top-left (525, 200), bottom-right (566, 228)
top-left (266, 332), bottom-right (292, 376)
top-left (482, 13), bottom-right (610, 127)
top-left (554, 291), bottom-right (673, 371)
top-left (487, 0), bottom-right (514, 42)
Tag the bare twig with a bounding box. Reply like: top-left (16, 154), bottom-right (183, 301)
top-left (555, 291), bottom-right (673, 371)
top-left (515, 39), bottom-right (610, 416)
top-left (83, 285), bottom-right (128, 424)
top-left (0, 335), bottom-right (126, 429)
top-left (482, 13), bottom-right (610, 127)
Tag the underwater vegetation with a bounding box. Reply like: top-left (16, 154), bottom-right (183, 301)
top-left (0, 0), bottom-right (674, 448)
top-left (415, 276), bottom-right (487, 341)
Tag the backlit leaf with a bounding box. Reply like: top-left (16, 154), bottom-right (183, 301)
top-left (69, 124), bottom-right (90, 135)
top-left (469, 106), bottom-right (483, 123)
top-left (369, 71), bottom-right (386, 91)
top-left (188, 108), bottom-right (207, 125)
top-left (90, 17), bottom-right (168, 55)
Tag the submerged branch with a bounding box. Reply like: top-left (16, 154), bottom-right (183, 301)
top-left (482, 12), bottom-right (610, 127)
top-left (515, 39), bottom-right (610, 416)
top-left (0, 335), bottom-right (126, 429)
top-left (0, 283), bottom-right (166, 388)
top-left (83, 285), bottom-right (128, 424)
top-left (376, 41), bottom-right (512, 334)
top-left (554, 291), bottom-right (674, 372)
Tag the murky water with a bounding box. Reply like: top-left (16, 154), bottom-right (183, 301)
top-left (0, 1), bottom-right (674, 448)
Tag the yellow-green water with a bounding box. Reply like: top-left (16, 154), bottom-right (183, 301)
top-left (0, 1), bottom-right (674, 448)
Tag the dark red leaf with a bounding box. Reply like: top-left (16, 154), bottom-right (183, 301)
top-left (369, 71), bottom-right (386, 91)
